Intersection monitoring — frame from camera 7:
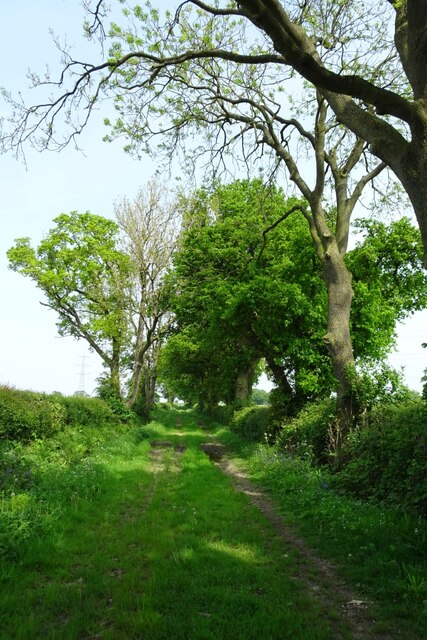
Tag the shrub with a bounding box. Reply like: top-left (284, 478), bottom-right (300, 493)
top-left (95, 377), bottom-right (135, 422)
top-left (201, 404), bottom-right (234, 425)
top-left (0, 386), bottom-right (66, 441)
top-left (56, 395), bottom-right (115, 427)
top-left (275, 398), bottom-right (336, 464)
top-left (335, 399), bottom-right (427, 514)
top-left (230, 405), bottom-right (272, 442)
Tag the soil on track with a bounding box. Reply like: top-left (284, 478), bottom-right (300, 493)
top-left (200, 442), bottom-right (391, 640)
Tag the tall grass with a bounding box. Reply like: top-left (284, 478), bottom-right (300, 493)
top-left (0, 408), bottom-right (338, 639)
top-left (214, 427), bottom-right (427, 639)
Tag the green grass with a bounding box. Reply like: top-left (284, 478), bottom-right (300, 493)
top-left (213, 422), bottom-right (427, 639)
top-left (0, 408), bottom-right (338, 639)
top-left (1, 406), bottom-right (426, 638)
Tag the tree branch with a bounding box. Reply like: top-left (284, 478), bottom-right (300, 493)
top-left (185, 0), bottom-right (243, 17)
top-left (238, 0), bottom-right (415, 123)
top-left (257, 203), bottom-right (310, 262)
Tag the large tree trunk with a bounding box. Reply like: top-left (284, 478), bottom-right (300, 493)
top-left (238, 1), bottom-right (427, 266)
top-left (263, 355), bottom-right (293, 398)
top-left (235, 363), bottom-right (256, 405)
top-left (262, 353), bottom-right (304, 416)
top-left (321, 248), bottom-right (356, 453)
top-left (397, 137), bottom-right (427, 268)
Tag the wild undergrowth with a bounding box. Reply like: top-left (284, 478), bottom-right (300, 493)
top-left (0, 407), bottom-right (338, 639)
top-left (1, 401), bottom-right (426, 639)
top-left (0, 421), bottom-right (130, 565)
top-left (212, 421), bottom-right (427, 639)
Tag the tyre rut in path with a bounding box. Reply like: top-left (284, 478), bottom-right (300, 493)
top-left (200, 442), bottom-right (392, 640)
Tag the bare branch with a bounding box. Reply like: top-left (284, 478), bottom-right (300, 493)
top-left (82, 0), bottom-right (108, 40)
top-left (181, 0), bottom-right (243, 17)
top-left (238, 0), bottom-right (415, 123)
top-left (347, 161), bottom-right (388, 214)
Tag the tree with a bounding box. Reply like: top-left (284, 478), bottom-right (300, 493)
top-left (158, 325), bottom-right (260, 409)
top-left (7, 184), bottom-right (180, 416)
top-left (235, 0), bottom-right (427, 266)
top-left (171, 180), bottom-right (334, 409)
top-left (251, 388), bottom-right (270, 405)
top-left (7, 212), bottom-right (131, 393)
top-left (167, 180), bottom-right (427, 423)
top-left (348, 217), bottom-right (427, 361)
top-left (115, 179), bottom-right (179, 413)
top-left (3, 0), bottom-right (427, 439)
top-left (2, 1), bottom-right (427, 267)
top-left (0, 0), bottom-right (407, 431)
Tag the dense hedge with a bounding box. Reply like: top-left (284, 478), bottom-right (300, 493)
top-left (57, 395), bottom-right (116, 428)
top-left (336, 399), bottom-right (427, 514)
top-left (275, 398), bottom-right (336, 464)
top-left (230, 405), bottom-right (272, 442)
top-left (274, 396), bottom-right (427, 515)
top-left (0, 386), bottom-right (117, 441)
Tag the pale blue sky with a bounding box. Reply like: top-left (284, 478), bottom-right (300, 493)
top-left (0, 0), bottom-right (159, 395)
top-left (0, 1), bottom-right (425, 396)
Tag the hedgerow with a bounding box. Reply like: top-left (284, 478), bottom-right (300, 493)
top-left (0, 386), bottom-right (127, 442)
top-left (335, 399), bottom-right (427, 514)
top-left (0, 386), bottom-right (66, 441)
top-left (275, 398), bottom-right (336, 464)
top-left (230, 405), bottom-right (272, 442)
top-left (274, 395), bottom-right (427, 515)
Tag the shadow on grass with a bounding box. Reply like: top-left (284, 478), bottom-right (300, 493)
top-left (0, 410), bottom-right (337, 640)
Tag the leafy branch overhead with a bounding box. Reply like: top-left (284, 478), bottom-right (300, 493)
top-left (2, 1), bottom-right (427, 263)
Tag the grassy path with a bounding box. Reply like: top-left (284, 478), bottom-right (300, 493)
top-left (2, 408), bottom-right (420, 639)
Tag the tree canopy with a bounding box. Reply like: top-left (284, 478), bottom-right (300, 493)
top-left (3, 1), bottom-right (427, 265)
top-left (115, 180), bottom-right (179, 412)
top-left (170, 179), bottom-right (331, 408)
top-left (7, 187), bottom-right (179, 411)
top-left (7, 212), bottom-right (131, 393)
top-left (160, 179), bottom-right (427, 413)
top-left (348, 216), bottom-right (427, 360)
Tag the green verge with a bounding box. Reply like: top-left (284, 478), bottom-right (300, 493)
top-left (213, 421), bottom-right (427, 639)
top-left (1, 407), bottom-right (343, 639)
